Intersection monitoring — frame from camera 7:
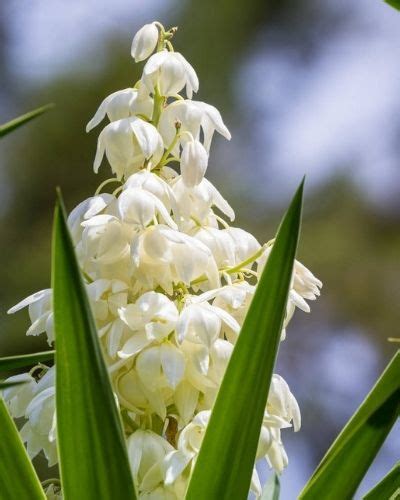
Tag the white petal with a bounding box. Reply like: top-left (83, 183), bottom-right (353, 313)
top-left (127, 430), bottom-right (145, 477)
top-left (175, 53), bottom-right (199, 98)
top-left (210, 305), bottom-right (240, 333)
top-left (7, 289), bottom-right (51, 315)
top-left (174, 380), bottom-right (199, 424)
top-left (202, 179), bottom-right (235, 221)
top-left (118, 188), bottom-right (155, 226)
top-left (130, 118), bottom-right (162, 159)
top-left (86, 93), bottom-right (113, 132)
top-left (163, 450), bottom-right (192, 485)
top-left (136, 347), bottom-right (162, 390)
top-left (107, 319), bottom-right (125, 357)
top-left (93, 128), bottom-right (106, 173)
top-left (118, 332), bottom-right (151, 359)
top-left (160, 342), bottom-right (185, 389)
top-left (289, 290), bottom-right (310, 313)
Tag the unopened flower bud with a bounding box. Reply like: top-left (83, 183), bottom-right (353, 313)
top-left (131, 22), bottom-right (159, 62)
top-left (180, 139), bottom-right (208, 188)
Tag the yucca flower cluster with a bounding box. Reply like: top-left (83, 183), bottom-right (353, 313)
top-left (4, 22), bottom-right (321, 499)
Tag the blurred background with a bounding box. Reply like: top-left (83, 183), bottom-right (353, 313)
top-left (1, 0), bottom-right (399, 497)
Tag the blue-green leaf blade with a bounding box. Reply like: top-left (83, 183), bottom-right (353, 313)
top-left (0, 104), bottom-right (54, 138)
top-left (0, 351), bottom-right (55, 373)
top-left (186, 180), bottom-right (304, 500)
top-left (52, 192), bottom-right (136, 499)
top-left (0, 397), bottom-right (46, 499)
top-left (363, 462), bottom-right (400, 499)
top-left (299, 350), bottom-right (400, 500)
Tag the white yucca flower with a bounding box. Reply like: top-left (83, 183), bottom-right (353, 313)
top-left (180, 139), bottom-right (208, 187)
top-left (94, 117), bottom-right (164, 178)
top-left (131, 22), bottom-right (159, 62)
top-left (6, 20), bottom-right (322, 499)
top-left (142, 50), bottom-right (199, 99)
top-left (86, 88), bottom-right (153, 132)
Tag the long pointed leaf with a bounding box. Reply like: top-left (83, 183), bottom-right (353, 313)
top-left (299, 350), bottom-right (400, 499)
top-left (0, 104), bottom-right (54, 138)
top-left (385, 0), bottom-right (400, 11)
top-left (0, 351), bottom-right (55, 373)
top-left (52, 192), bottom-right (136, 499)
top-left (186, 180), bottom-right (304, 500)
top-left (0, 398), bottom-right (46, 499)
top-left (363, 462), bottom-right (400, 499)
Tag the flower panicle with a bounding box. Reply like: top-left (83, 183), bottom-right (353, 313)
top-left (5, 21), bottom-right (322, 499)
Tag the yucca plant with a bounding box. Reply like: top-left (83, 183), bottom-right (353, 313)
top-left (1, 21), bottom-right (399, 500)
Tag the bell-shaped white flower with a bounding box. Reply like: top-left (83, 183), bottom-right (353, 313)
top-left (256, 414), bottom-right (290, 464)
top-left (268, 374), bottom-right (301, 431)
top-left (86, 88), bottom-right (153, 132)
top-left (67, 193), bottom-right (115, 244)
top-left (159, 100), bottom-right (202, 153)
top-left (3, 373), bottom-right (37, 418)
top-left (136, 342), bottom-right (185, 390)
top-left (178, 340), bottom-right (214, 394)
top-left (206, 338), bottom-right (233, 385)
top-left (8, 289), bottom-right (54, 345)
top-left (225, 227), bottom-right (261, 266)
top-left (118, 292), bottom-right (179, 358)
top-left (194, 227), bottom-right (236, 268)
top-left (176, 301), bottom-right (239, 347)
top-left (142, 50), bottom-right (199, 99)
top-left (86, 279), bottom-right (129, 357)
top-left (173, 177), bottom-right (235, 225)
top-left (115, 368), bottom-right (172, 419)
top-left (265, 427), bottom-right (289, 473)
top-left (164, 409), bottom-right (210, 486)
top-left (127, 429), bottom-right (174, 494)
top-left (94, 117), bottom-right (163, 179)
top-left (180, 139), bottom-right (208, 188)
top-left (291, 259), bottom-right (323, 310)
top-left (194, 227), bottom-right (260, 270)
top-left (131, 23), bottom-right (159, 62)
top-left (159, 100), bottom-right (230, 154)
top-left (80, 214), bottom-right (130, 265)
top-left (191, 100), bottom-right (231, 151)
top-left (87, 279), bottom-right (129, 321)
top-left (164, 409), bottom-right (265, 499)
top-left (131, 225), bottom-right (220, 293)
top-left (177, 303), bottom-right (219, 347)
top-left (258, 247), bottom-right (322, 314)
top-left (118, 187), bottom-right (177, 229)
top-left (211, 282), bottom-right (254, 342)
top-left (164, 408), bottom-right (265, 498)
top-left (124, 170), bottom-right (177, 213)
top-left (20, 368), bottom-right (58, 467)
top-left (178, 410), bottom-right (211, 457)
